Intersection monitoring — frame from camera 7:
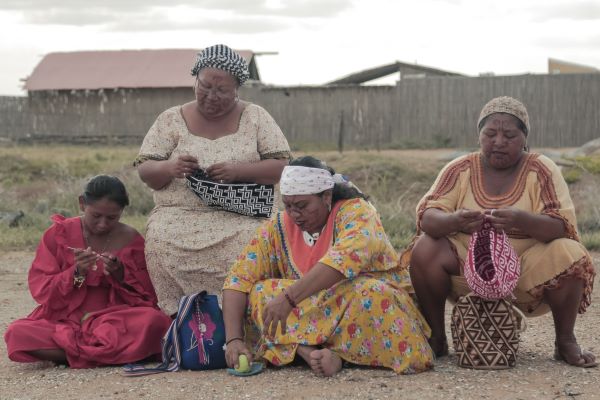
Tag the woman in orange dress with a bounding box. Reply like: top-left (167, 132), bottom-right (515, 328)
top-left (403, 97), bottom-right (596, 367)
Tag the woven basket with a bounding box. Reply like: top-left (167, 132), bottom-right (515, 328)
top-left (451, 293), bottom-right (526, 369)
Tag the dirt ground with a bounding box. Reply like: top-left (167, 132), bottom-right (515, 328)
top-left (0, 251), bottom-right (598, 400)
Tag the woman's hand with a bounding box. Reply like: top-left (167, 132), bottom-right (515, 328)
top-left (73, 247), bottom-right (98, 275)
top-left (168, 155), bottom-right (199, 179)
top-left (453, 209), bottom-right (485, 234)
top-left (225, 339), bottom-right (253, 369)
top-left (262, 291), bottom-right (294, 337)
top-left (486, 207), bottom-right (523, 232)
top-left (100, 253), bottom-right (124, 282)
top-left (206, 162), bottom-right (239, 183)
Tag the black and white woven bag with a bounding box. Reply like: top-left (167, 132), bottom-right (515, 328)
top-left (186, 169), bottom-right (274, 218)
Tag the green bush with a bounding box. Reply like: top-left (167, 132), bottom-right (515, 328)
top-left (575, 155), bottom-right (600, 174)
top-left (562, 167), bottom-right (582, 184)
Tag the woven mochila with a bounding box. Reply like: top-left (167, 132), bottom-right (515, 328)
top-left (451, 293), bottom-right (525, 369)
top-left (464, 219), bottom-right (520, 300)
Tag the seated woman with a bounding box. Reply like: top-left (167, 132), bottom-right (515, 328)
top-left (222, 156), bottom-right (434, 377)
top-left (403, 96), bottom-right (596, 367)
top-left (4, 175), bottom-right (172, 368)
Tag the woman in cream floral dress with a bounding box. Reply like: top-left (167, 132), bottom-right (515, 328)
top-left (135, 45), bottom-right (290, 316)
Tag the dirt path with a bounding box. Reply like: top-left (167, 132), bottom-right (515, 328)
top-left (0, 251), bottom-right (598, 400)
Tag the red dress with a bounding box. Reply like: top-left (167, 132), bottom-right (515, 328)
top-left (4, 215), bottom-right (172, 368)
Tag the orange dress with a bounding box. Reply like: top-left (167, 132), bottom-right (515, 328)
top-left (401, 152), bottom-right (595, 316)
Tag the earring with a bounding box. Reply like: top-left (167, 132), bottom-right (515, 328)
top-left (328, 203), bottom-right (332, 212)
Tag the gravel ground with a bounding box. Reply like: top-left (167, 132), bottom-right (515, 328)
top-left (0, 251), bottom-right (598, 400)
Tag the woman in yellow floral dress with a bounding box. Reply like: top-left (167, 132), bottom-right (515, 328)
top-left (222, 156), bottom-right (433, 376)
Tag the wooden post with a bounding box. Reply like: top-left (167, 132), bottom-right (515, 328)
top-left (337, 110), bottom-right (344, 154)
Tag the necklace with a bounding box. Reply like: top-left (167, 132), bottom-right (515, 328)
top-left (80, 217), bottom-right (111, 254)
top-left (302, 227), bottom-right (326, 247)
top-left (302, 231), bottom-right (319, 247)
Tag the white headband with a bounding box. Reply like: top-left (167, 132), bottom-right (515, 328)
top-left (280, 166), bottom-right (343, 195)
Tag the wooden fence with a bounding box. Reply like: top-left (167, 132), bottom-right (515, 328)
top-left (248, 73), bottom-right (600, 149)
top-left (1, 73), bottom-right (598, 148)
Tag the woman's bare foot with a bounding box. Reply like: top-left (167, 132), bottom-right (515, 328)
top-left (309, 348), bottom-right (343, 377)
top-left (296, 345), bottom-right (343, 377)
top-left (555, 340), bottom-right (597, 368)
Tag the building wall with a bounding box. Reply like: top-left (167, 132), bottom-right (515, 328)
top-left (1, 73), bottom-right (599, 148)
top-left (0, 96), bottom-right (29, 139)
top-left (548, 59), bottom-right (598, 75)
top-left (25, 88), bottom-right (191, 142)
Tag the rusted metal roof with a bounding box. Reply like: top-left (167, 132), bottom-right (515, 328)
top-left (24, 49), bottom-right (256, 91)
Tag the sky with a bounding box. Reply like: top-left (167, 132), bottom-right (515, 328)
top-left (1, 0), bottom-right (600, 95)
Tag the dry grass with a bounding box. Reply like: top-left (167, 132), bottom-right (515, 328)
top-left (1, 145), bottom-right (599, 252)
top-left (0, 144), bottom-right (148, 249)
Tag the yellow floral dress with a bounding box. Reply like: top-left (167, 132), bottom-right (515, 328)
top-left (401, 152), bottom-right (595, 316)
top-left (223, 198), bottom-right (434, 374)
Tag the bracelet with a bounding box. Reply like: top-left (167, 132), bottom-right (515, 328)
top-left (225, 337), bottom-right (243, 346)
top-left (283, 288), bottom-right (297, 308)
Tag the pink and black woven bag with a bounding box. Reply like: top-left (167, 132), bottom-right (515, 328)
top-left (464, 219), bottom-right (520, 299)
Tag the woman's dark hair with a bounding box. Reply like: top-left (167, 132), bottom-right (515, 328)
top-left (288, 156), bottom-right (369, 202)
top-left (477, 113), bottom-right (529, 136)
top-left (82, 175), bottom-right (130, 208)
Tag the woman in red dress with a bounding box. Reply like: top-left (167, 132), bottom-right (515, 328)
top-left (4, 175), bottom-right (171, 368)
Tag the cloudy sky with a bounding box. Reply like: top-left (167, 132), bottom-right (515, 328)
top-left (1, 0), bottom-right (599, 95)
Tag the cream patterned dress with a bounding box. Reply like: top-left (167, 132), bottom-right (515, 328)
top-left (135, 104), bottom-right (291, 315)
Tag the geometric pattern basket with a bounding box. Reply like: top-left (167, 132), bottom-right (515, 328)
top-left (451, 293), bottom-right (523, 369)
top-left (186, 169), bottom-right (274, 218)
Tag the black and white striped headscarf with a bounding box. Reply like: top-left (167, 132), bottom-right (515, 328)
top-left (191, 44), bottom-right (250, 85)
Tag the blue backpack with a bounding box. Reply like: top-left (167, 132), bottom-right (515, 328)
top-left (123, 291), bottom-right (227, 376)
